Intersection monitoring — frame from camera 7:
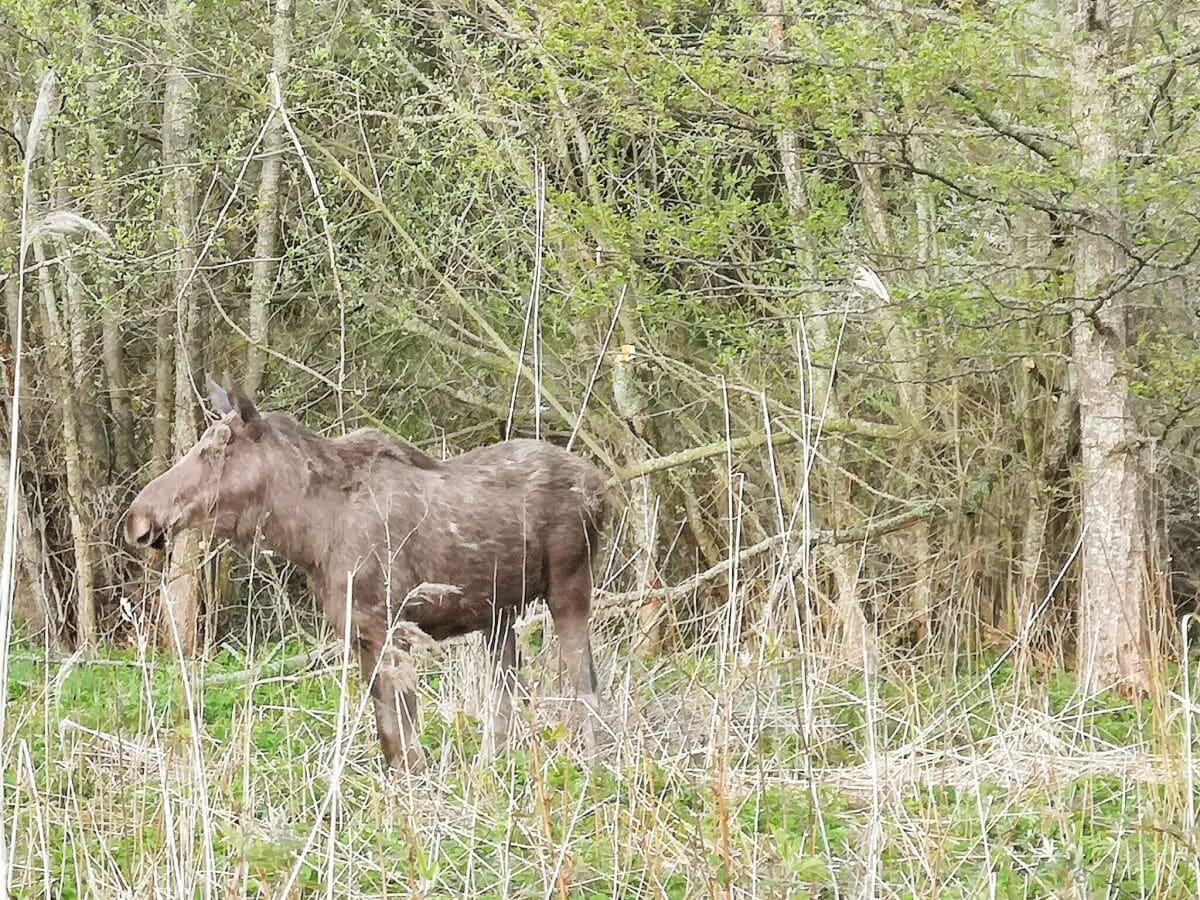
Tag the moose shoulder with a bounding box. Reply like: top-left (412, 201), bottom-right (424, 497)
top-left (124, 376), bottom-right (609, 773)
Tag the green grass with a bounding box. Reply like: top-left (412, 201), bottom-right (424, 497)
top-left (2, 632), bottom-right (1199, 897)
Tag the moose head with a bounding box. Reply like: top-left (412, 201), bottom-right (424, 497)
top-left (123, 376), bottom-right (270, 550)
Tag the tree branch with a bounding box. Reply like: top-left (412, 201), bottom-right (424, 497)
top-left (946, 84), bottom-right (1060, 163)
top-left (608, 418), bottom-right (927, 484)
top-left (1113, 41), bottom-right (1200, 80)
top-left (895, 144), bottom-right (1083, 218)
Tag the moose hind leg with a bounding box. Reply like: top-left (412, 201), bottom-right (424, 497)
top-left (486, 611), bottom-right (520, 755)
top-left (547, 561), bottom-right (600, 755)
top-left (360, 642), bottom-right (425, 774)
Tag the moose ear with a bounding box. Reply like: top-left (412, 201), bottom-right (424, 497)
top-left (207, 373), bottom-right (233, 416)
top-left (223, 374), bottom-right (261, 425)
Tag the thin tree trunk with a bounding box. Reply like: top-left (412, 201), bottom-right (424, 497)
top-left (55, 225), bottom-right (126, 614)
top-left (1016, 387), bottom-right (1075, 651)
top-left (901, 124), bottom-right (940, 642)
top-left (612, 333), bottom-right (667, 659)
top-left (246, 0), bottom-right (293, 394)
top-left (32, 241), bottom-right (97, 647)
top-left (152, 308), bottom-right (174, 476)
top-left (83, 1), bottom-right (134, 473)
top-left (853, 131), bottom-right (934, 644)
top-left (53, 137), bottom-right (103, 472)
top-left (1066, 0), bottom-right (1153, 695)
top-left (54, 235), bottom-right (103, 459)
top-left (0, 223), bottom-right (57, 644)
top-left (100, 287), bottom-right (133, 471)
top-left (160, 0), bottom-right (203, 654)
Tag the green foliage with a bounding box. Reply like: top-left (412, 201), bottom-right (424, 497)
top-left (6, 642), bottom-right (1200, 895)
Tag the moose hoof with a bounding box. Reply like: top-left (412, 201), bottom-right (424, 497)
top-left (388, 746), bottom-right (427, 775)
top-left (572, 716), bottom-right (601, 762)
top-left (483, 733), bottom-right (510, 761)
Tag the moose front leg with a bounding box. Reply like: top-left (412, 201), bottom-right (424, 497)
top-left (359, 641), bottom-right (425, 774)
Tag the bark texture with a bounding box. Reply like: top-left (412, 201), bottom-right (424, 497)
top-left (32, 241), bottom-right (97, 646)
top-left (160, 0), bottom-right (203, 654)
top-left (246, 0), bottom-right (293, 394)
top-left (1067, 0), bottom-right (1153, 695)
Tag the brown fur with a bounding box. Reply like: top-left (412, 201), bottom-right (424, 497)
top-left (124, 378), bottom-right (608, 772)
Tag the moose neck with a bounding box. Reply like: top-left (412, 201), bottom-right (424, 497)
top-left (244, 419), bottom-right (345, 575)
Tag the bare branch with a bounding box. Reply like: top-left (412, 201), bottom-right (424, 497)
top-left (609, 418), bottom-right (925, 484)
top-left (947, 84), bottom-right (1061, 163)
top-left (596, 500), bottom-right (946, 611)
top-left (1113, 41), bottom-right (1200, 80)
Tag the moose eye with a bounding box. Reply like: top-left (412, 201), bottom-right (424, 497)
top-left (198, 423), bottom-right (232, 458)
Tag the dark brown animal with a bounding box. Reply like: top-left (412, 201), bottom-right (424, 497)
top-left (124, 376), bottom-right (608, 772)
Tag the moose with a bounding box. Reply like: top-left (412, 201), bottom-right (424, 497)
top-left (124, 376), bottom-right (609, 773)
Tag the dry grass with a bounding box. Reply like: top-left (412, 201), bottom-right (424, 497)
top-left (0, 594), bottom-right (1198, 899)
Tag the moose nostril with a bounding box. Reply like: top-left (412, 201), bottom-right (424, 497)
top-left (124, 513), bottom-right (154, 547)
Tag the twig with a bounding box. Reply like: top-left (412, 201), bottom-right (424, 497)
top-left (567, 285), bottom-right (625, 452)
top-left (271, 72), bottom-right (348, 422)
top-left (1113, 41), bottom-right (1200, 80)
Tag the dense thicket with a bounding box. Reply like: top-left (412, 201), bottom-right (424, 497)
top-left (2, 0), bottom-right (1199, 691)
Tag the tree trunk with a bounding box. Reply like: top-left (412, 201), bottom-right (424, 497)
top-left (1066, 0), bottom-right (1153, 695)
top-left (53, 132), bottom-right (103, 472)
top-left (853, 134), bottom-right (933, 644)
top-left (32, 241), bottom-right (97, 647)
top-left (246, 0), bottom-right (293, 394)
top-left (1016, 387), bottom-right (1075, 656)
top-left (160, 0), bottom-right (203, 655)
top-left (152, 308), bottom-right (174, 477)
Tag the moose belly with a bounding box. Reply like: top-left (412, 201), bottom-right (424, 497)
top-left (393, 556), bottom-right (543, 640)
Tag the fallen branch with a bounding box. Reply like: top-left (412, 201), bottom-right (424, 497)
top-left (595, 499), bottom-right (944, 611)
top-left (205, 644), bottom-right (340, 687)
